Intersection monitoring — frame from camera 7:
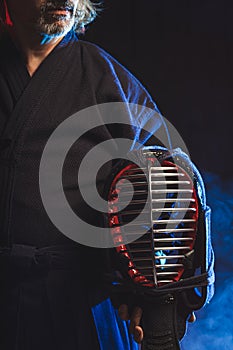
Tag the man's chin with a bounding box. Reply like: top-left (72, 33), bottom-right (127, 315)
top-left (37, 17), bottom-right (75, 38)
top-left (38, 22), bottom-right (74, 38)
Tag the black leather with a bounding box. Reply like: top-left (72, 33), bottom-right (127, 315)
top-left (141, 293), bottom-right (180, 350)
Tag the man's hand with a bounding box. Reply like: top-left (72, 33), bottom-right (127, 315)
top-left (118, 305), bottom-right (196, 344)
top-left (118, 304), bottom-right (144, 344)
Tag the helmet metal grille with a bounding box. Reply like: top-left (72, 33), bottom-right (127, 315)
top-left (108, 156), bottom-right (198, 288)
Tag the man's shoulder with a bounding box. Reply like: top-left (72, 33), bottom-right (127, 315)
top-left (75, 39), bottom-right (122, 66)
top-left (74, 39), bottom-right (146, 88)
top-left (75, 39), bottom-right (107, 54)
top-left (68, 37), bottom-right (157, 111)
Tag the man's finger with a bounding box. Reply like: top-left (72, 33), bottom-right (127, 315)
top-left (188, 312), bottom-right (196, 323)
top-left (118, 304), bottom-right (129, 321)
top-left (129, 306), bottom-right (143, 334)
top-left (133, 325), bottom-right (144, 344)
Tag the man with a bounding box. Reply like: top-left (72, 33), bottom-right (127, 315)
top-left (0, 1), bottom-right (173, 349)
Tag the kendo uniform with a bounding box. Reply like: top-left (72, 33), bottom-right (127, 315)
top-left (0, 30), bottom-right (170, 350)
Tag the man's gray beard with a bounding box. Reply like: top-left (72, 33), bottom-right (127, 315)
top-left (37, 15), bottom-right (76, 37)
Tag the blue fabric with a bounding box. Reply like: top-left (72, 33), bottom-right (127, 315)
top-left (92, 299), bottom-right (139, 350)
top-left (204, 206), bottom-right (215, 305)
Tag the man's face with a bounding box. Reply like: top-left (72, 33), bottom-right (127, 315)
top-left (5, 0), bottom-right (80, 37)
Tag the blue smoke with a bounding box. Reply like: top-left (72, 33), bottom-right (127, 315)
top-left (181, 172), bottom-right (233, 350)
top-left (93, 172), bottom-right (233, 349)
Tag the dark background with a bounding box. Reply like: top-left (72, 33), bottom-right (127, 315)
top-left (86, 0), bottom-right (233, 180)
top-left (85, 2), bottom-right (233, 349)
